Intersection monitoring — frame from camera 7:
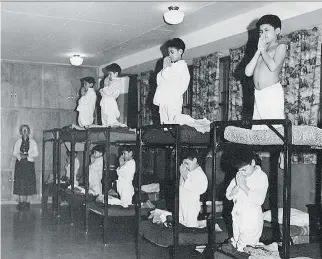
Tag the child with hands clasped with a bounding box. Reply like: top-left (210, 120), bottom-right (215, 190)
top-left (88, 145), bottom-right (105, 196)
top-left (245, 14), bottom-right (287, 130)
top-left (179, 150), bottom-right (208, 227)
top-left (116, 147), bottom-right (136, 208)
top-left (76, 77), bottom-right (97, 127)
top-left (100, 63), bottom-right (123, 126)
top-left (153, 38), bottom-right (190, 124)
top-left (226, 147), bottom-right (268, 252)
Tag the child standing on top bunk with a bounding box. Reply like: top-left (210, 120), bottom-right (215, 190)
top-left (88, 145), bottom-right (105, 196)
top-left (245, 14), bottom-right (287, 130)
top-left (226, 146), bottom-right (268, 252)
top-left (153, 38), bottom-right (190, 124)
top-left (179, 149), bottom-right (208, 227)
top-left (116, 147), bottom-right (136, 208)
top-left (100, 63), bottom-right (122, 126)
top-left (76, 77), bottom-right (97, 127)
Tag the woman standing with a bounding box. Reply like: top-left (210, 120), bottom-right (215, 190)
top-left (13, 125), bottom-right (38, 210)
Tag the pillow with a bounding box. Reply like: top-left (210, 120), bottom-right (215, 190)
top-left (263, 208), bottom-right (309, 227)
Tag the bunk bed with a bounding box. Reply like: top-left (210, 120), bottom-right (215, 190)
top-left (136, 124), bottom-right (215, 259)
top-left (42, 126), bottom-right (152, 245)
top-left (206, 119), bottom-right (322, 259)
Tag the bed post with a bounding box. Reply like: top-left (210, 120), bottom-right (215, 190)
top-left (70, 130), bottom-right (76, 225)
top-left (282, 119), bottom-right (292, 259)
top-left (56, 135), bottom-right (62, 220)
top-left (41, 132), bottom-right (46, 212)
top-left (84, 130), bottom-right (91, 234)
top-left (52, 130), bottom-right (59, 216)
top-left (103, 127), bottom-right (111, 245)
top-left (173, 125), bottom-right (180, 259)
top-left (136, 127), bottom-right (143, 259)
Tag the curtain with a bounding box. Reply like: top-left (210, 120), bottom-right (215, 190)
top-left (192, 53), bottom-right (221, 121)
top-left (228, 46), bottom-right (246, 120)
top-left (281, 26), bottom-right (322, 163)
top-left (137, 70), bottom-right (154, 126)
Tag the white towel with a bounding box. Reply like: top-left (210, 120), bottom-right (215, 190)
top-left (141, 183), bottom-right (160, 193)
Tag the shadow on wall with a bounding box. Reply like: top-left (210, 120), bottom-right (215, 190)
top-left (233, 19), bottom-right (259, 125)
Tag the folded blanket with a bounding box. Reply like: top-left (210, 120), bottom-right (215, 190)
top-left (263, 208), bottom-right (309, 227)
top-left (245, 242), bottom-right (281, 259)
top-left (176, 114), bottom-right (211, 133)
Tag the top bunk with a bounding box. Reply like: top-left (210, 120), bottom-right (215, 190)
top-left (139, 124), bottom-right (210, 147)
top-left (43, 125), bottom-right (136, 144)
top-left (213, 119), bottom-right (322, 149)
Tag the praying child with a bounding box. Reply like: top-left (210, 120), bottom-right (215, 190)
top-left (76, 77), bottom-right (97, 127)
top-left (100, 63), bottom-right (123, 126)
top-left (179, 149), bottom-right (208, 227)
top-left (245, 14), bottom-right (287, 130)
top-left (226, 146), bottom-right (268, 252)
top-left (116, 147), bottom-right (136, 208)
top-left (153, 38), bottom-right (190, 124)
top-left (88, 145), bottom-right (105, 196)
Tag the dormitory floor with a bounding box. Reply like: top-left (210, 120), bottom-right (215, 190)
top-left (1, 204), bottom-right (204, 259)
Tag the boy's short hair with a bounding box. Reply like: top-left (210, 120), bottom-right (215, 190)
top-left (92, 145), bottom-right (105, 155)
top-left (227, 145), bottom-right (256, 169)
top-left (80, 76), bottom-right (96, 86)
top-left (182, 149), bottom-right (199, 162)
top-left (256, 14), bottom-right (281, 30)
top-left (102, 63), bottom-right (121, 75)
top-left (121, 146), bottom-right (135, 157)
top-left (166, 38), bottom-right (186, 53)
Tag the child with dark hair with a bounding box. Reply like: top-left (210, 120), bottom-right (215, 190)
top-left (100, 63), bottom-right (123, 126)
top-left (245, 14), bottom-right (287, 130)
top-left (153, 37), bottom-right (190, 124)
top-left (116, 146), bottom-right (136, 207)
top-left (88, 145), bottom-right (105, 196)
top-left (13, 124), bottom-right (38, 210)
top-left (225, 146), bottom-right (268, 252)
top-left (179, 149), bottom-right (208, 227)
top-left (77, 76), bottom-right (97, 127)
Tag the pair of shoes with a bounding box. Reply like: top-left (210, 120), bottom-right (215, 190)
top-left (16, 202), bottom-right (23, 211)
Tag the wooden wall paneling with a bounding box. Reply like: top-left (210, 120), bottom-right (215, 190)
top-left (13, 62), bottom-right (42, 108)
top-left (1, 61), bottom-right (14, 107)
top-left (43, 65), bottom-right (60, 109)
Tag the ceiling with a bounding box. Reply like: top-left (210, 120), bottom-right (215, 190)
top-left (1, 1), bottom-right (272, 67)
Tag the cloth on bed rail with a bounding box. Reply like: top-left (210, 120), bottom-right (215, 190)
top-left (176, 114), bottom-right (211, 133)
top-left (70, 123), bottom-right (130, 130)
top-left (224, 125), bottom-right (322, 146)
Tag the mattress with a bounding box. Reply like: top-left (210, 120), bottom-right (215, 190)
top-left (139, 218), bottom-right (228, 247)
top-left (224, 125), bottom-right (322, 147)
top-left (89, 201), bottom-right (153, 217)
top-left (59, 126), bottom-right (136, 143)
top-left (141, 125), bottom-right (210, 145)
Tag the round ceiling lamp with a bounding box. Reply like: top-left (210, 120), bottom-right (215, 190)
top-left (163, 6), bottom-right (184, 25)
top-left (69, 55), bottom-right (83, 66)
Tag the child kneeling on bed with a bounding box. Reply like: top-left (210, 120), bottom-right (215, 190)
top-left (116, 146), bottom-right (136, 208)
top-left (226, 146), bottom-right (268, 252)
top-left (89, 145), bottom-right (105, 196)
top-left (179, 149), bottom-right (208, 227)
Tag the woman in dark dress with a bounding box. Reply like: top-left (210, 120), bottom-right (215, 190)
top-left (13, 124), bottom-right (38, 210)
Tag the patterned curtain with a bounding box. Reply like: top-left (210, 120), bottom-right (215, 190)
top-left (192, 53), bottom-right (221, 121)
top-left (228, 46), bottom-right (246, 120)
top-left (137, 70), bottom-right (154, 126)
top-left (281, 26), bottom-right (322, 163)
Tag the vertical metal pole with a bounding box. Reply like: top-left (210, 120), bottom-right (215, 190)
top-left (84, 131), bottom-right (91, 234)
top-left (52, 131), bottom-right (58, 214)
top-left (209, 123), bottom-right (218, 258)
top-left (41, 135), bottom-right (46, 212)
top-left (56, 137), bottom-right (62, 220)
top-left (103, 128), bottom-right (111, 245)
top-left (173, 126), bottom-right (180, 259)
top-left (282, 120), bottom-right (292, 259)
top-left (136, 127), bottom-right (142, 259)
top-left (70, 131), bottom-right (76, 225)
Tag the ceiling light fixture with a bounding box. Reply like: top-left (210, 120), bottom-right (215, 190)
top-left (163, 6), bottom-right (184, 25)
top-left (69, 55), bottom-right (83, 66)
